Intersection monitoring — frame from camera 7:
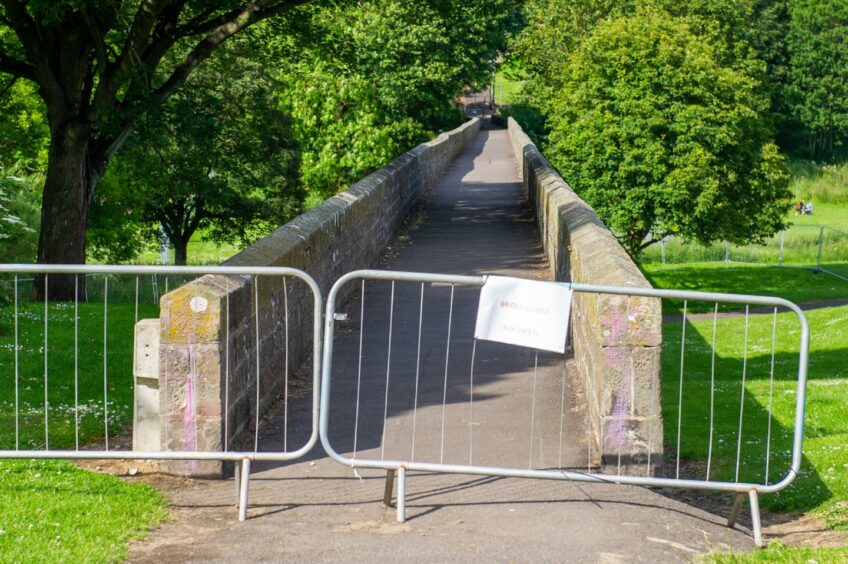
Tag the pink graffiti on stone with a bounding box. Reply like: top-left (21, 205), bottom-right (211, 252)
top-left (183, 320), bottom-right (198, 472)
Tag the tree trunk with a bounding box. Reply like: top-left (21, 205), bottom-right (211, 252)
top-left (173, 238), bottom-right (189, 266)
top-left (32, 125), bottom-right (101, 301)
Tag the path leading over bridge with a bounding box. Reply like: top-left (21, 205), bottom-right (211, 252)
top-left (130, 123), bottom-right (751, 562)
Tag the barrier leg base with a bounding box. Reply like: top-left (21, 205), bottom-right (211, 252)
top-left (238, 458), bottom-right (251, 522)
top-left (727, 492), bottom-right (745, 528)
top-left (749, 490), bottom-right (765, 548)
top-left (234, 463), bottom-right (241, 508)
top-left (396, 466), bottom-right (406, 523)
top-left (383, 468), bottom-right (396, 508)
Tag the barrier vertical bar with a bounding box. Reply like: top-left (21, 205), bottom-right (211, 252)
top-left (103, 276), bottom-right (109, 450)
top-left (13, 275), bottom-right (19, 450)
top-left (381, 282), bottom-right (396, 460)
top-left (735, 306), bottom-right (751, 483)
top-left (353, 280), bottom-right (366, 459)
top-left (765, 308), bottom-right (778, 484)
top-left (43, 274), bottom-right (49, 450)
top-left (74, 276), bottom-right (80, 450)
top-left (411, 283), bottom-right (425, 461)
top-left (440, 284), bottom-right (455, 464)
top-left (676, 300), bottom-right (688, 479)
top-left (706, 303), bottom-right (718, 480)
top-left (528, 351), bottom-right (539, 470)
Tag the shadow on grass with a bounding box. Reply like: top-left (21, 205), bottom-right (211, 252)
top-left (661, 312), bottom-right (833, 523)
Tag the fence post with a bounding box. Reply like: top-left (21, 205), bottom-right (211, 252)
top-left (817, 226), bottom-right (825, 272)
top-left (778, 231), bottom-right (784, 266)
top-left (660, 240), bottom-right (666, 265)
top-left (725, 242), bottom-right (730, 263)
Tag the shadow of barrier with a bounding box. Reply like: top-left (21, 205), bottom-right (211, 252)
top-left (0, 264), bottom-right (323, 521)
top-left (319, 269), bottom-right (811, 547)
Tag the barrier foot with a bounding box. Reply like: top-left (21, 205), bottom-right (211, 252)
top-left (234, 463), bottom-right (241, 508)
top-left (383, 468), bottom-right (396, 508)
top-left (396, 466), bottom-right (406, 523)
top-left (727, 492), bottom-right (745, 528)
top-left (238, 458), bottom-right (251, 522)
top-left (749, 490), bottom-right (765, 548)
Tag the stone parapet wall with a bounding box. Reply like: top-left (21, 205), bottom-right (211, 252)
top-left (158, 118), bottom-right (481, 476)
top-left (507, 118), bottom-right (663, 476)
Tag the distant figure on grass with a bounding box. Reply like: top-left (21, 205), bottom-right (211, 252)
top-left (796, 200), bottom-right (805, 215)
top-left (805, 201), bottom-right (814, 215)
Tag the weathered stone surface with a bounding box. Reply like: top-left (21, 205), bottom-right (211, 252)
top-left (507, 117), bottom-right (663, 477)
top-left (158, 118), bottom-right (481, 477)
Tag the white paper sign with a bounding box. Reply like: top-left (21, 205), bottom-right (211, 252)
top-left (474, 276), bottom-right (572, 353)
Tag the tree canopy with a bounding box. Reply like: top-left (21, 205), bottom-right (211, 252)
top-left (511, 0), bottom-right (796, 255)
top-left (0, 0), bottom-right (310, 297)
top-left (0, 0), bottom-right (516, 281)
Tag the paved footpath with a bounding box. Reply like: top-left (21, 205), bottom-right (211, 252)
top-left (129, 125), bottom-right (753, 563)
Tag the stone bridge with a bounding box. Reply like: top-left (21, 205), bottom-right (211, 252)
top-left (131, 117), bottom-right (753, 561)
top-left (155, 116), bottom-right (661, 479)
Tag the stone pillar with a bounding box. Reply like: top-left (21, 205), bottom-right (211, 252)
top-left (133, 319), bottom-right (161, 452)
top-left (159, 276), bottom-right (229, 477)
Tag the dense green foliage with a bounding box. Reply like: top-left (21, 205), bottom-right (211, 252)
top-left (0, 0), bottom-right (514, 265)
top-left (784, 0), bottom-right (848, 159)
top-left (275, 0), bottom-right (515, 203)
top-left (89, 37), bottom-right (302, 264)
top-left (526, 6), bottom-right (790, 254)
top-left (509, 0), bottom-right (848, 255)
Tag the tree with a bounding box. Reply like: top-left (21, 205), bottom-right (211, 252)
top-left (785, 0), bottom-right (848, 159)
top-left (89, 38), bottom-right (302, 264)
top-left (0, 0), bottom-right (309, 299)
top-left (274, 0), bottom-right (517, 200)
top-left (545, 11), bottom-right (791, 255)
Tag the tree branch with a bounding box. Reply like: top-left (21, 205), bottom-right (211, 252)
top-left (0, 0), bottom-right (61, 100)
top-left (0, 49), bottom-right (35, 80)
top-left (90, 0), bottom-right (178, 113)
top-left (175, 6), bottom-right (236, 37)
top-left (81, 2), bottom-right (111, 75)
top-left (148, 0), bottom-right (310, 106)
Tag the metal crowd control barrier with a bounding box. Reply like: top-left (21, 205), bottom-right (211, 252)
top-left (319, 270), bottom-right (810, 548)
top-left (0, 264), bottom-right (322, 521)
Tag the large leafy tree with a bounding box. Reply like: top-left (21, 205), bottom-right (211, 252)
top-left (0, 0), bottom-right (309, 298)
top-left (546, 11), bottom-right (791, 254)
top-left (88, 37), bottom-right (301, 264)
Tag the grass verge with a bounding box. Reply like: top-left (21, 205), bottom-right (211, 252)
top-left (652, 261), bottom-right (848, 560)
top-left (642, 263), bottom-right (848, 314)
top-left (0, 291), bottom-right (168, 561)
top-left (0, 460), bottom-right (168, 562)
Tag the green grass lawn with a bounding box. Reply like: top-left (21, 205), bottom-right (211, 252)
top-left (0, 299), bottom-right (159, 450)
top-left (494, 72), bottom-right (526, 106)
top-left (705, 542), bottom-right (848, 562)
top-left (642, 263), bottom-right (848, 313)
top-left (135, 234), bottom-right (241, 265)
top-left (0, 293), bottom-right (167, 561)
top-left (650, 261), bottom-right (848, 560)
top-left (0, 460), bottom-right (168, 562)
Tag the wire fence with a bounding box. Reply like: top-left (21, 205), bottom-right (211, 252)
top-left (642, 224), bottom-right (848, 281)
